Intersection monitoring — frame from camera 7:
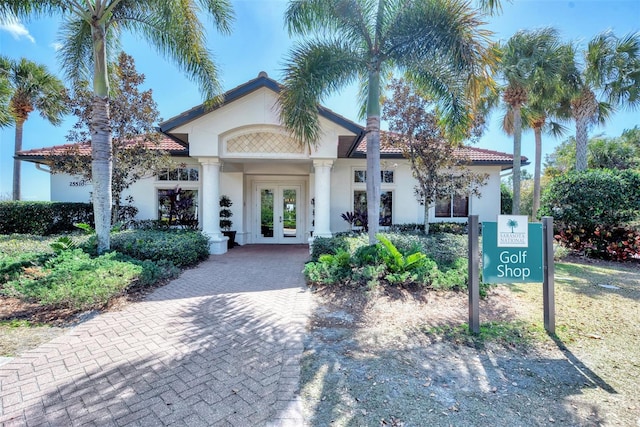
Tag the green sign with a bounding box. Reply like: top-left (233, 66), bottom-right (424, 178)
top-left (483, 221), bottom-right (543, 283)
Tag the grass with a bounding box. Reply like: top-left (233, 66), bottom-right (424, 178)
top-left (422, 320), bottom-right (547, 350)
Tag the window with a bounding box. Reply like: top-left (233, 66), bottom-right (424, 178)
top-left (354, 190), bottom-right (393, 226)
top-left (353, 170), bottom-right (394, 183)
top-left (157, 167), bottom-right (199, 182)
top-left (158, 189), bottom-right (198, 226)
top-left (435, 195), bottom-right (469, 218)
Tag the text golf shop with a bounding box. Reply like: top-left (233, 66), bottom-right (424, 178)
top-left (497, 251), bottom-right (531, 279)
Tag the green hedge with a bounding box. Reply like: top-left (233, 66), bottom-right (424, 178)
top-left (0, 202), bottom-right (94, 235)
top-left (110, 229), bottom-right (210, 267)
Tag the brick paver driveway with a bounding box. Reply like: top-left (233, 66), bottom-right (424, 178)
top-left (0, 245), bottom-right (312, 426)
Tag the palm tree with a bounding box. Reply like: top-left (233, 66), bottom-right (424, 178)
top-left (526, 43), bottom-right (578, 218)
top-left (2, 57), bottom-right (68, 200)
top-left (279, 0), bottom-right (498, 244)
top-left (0, 57), bottom-right (12, 128)
top-left (570, 31), bottom-right (640, 171)
top-left (0, 1), bottom-right (234, 253)
top-left (499, 27), bottom-right (563, 215)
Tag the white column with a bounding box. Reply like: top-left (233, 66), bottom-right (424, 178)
top-left (200, 158), bottom-right (228, 254)
top-left (313, 159), bottom-right (333, 238)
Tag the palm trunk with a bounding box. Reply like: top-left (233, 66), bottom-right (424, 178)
top-left (532, 126), bottom-right (542, 219)
top-left (575, 115), bottom-right (589, 171)
top-left (512, 105), bottom-right (522, 215)
top-left (12, 118), bottom-right (24, 200)
top-left (91, 21), bottom-right (113, 254)
top-left (366, 68), bottom-right (381, 244)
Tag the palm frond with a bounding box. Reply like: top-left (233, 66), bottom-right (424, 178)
top-left (112, 0), bottom-right (233, 105)
top-left (279, 39), bottom-right (363, 147)
top-left (285, 0), bottom-right (374, 49)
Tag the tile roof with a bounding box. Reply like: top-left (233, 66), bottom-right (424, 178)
top-left (16, 135), bottom-right (188, 161)
top-left (352, 135), bottom-right (527, 165)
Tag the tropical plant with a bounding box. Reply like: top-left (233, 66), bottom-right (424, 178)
top-left (523, 42), bottom-right (577, 218)
top-left (0, 58), bottom-right (12, 128)
top-left (279, 0), bottom-right (499, 244)
top-left (568, 31), bottom-right (640, 171)
top-left (377, 234), bottom-right (429, 274)
top-left (0, 1), bottom-right (234, 253)
top-left (0, 56), bottom-right (68, 200)
top-left (498, 27), bottom-right (564, 215)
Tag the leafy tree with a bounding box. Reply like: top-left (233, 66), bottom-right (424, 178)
top-left (0, 1), bottom-right (234, 253)
top-left (544, 127), bottom-right (640, 177)
top-left (498, 27), bottom-right (564, 215)
top-left (568, 31), bottom-right (640, 171)
top-left (502, 168), bottom-right (534, 217)
top-left (0, 56), bottom-right (68, 200)
top-left (279, 0), bottom-right (498, 244)
top-left (50, 52), bottom-right (171, 223)
top-left (382, 79), bottom-right (488, 234)
top-left (500, 183), bottom-right (512, 214)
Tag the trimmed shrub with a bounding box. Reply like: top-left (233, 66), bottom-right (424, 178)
top-left (539, 169), bottom-right (640, 230)
top-left (2, 250), bottom-right (143, 310)
top-left (110, 229), bottom-right (210, 267)
top-left (0, 202), bottom-right (94, 235)
top-left (310, 235), bottom-right (350, 261)
top-left (540, 169), bottom-right (640, 260)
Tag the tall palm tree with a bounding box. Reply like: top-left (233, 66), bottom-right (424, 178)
top-left (279, 0), bottom-right (498, 244)
top-left (2, 57), bottom-right (68, 200)
top-left (570, 31), bottom-right (640, 171)
top-left (499, 27), bottom-right (563, 215)
top-left (0, 1), bottom-right (234, 253)
top-left (524, 43), bottom-right (577, 218)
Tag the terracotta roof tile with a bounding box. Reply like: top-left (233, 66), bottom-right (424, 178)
top-left (16, 135), bottom-right (187, 159)
top-left (353, 134), bottom-right (526, 164)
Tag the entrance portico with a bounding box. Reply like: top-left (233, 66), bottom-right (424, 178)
top-left (160, 72), bottom-right (362, 254)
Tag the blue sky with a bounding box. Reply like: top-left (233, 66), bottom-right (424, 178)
top-left (1, 0), bottom-right (639, 200)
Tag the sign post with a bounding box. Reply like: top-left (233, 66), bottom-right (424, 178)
top-left (468, 215), bottom-right (480, 334)
top-left (469, 215), bottom-right (555, 334)
top-left (542, 217), bottom-right (555, 334)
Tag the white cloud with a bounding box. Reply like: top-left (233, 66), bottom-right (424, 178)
top-left (50, 42), bottom-right (63, 51)
top-left (0, 14), bottom-right (35, 44)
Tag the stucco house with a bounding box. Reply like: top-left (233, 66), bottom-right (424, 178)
top-left (17, 72), bottom-right (524, 254)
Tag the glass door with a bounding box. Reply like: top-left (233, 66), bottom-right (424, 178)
top-left (256, 184), bottom-right (302, 243)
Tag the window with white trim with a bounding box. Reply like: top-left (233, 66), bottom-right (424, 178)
top-left (157, 189), bottom-right (198, 225)
top-left (353, 190), bottom-right (393, 226)
top-left (353, 170), bottom-right (394, 183)
top-left (435, 194), bottom-right (469, 218)
top-left (157, 167), bottom-right (199, 182)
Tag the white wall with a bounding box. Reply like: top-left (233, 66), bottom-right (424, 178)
top-left (50, 174), bottom-right (92, 202)
top-left (330, 159), bottom-right (503, 232)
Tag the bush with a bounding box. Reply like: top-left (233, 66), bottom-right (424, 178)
top-left (310, 235), bottom-right (350, 261)
top-left (2, 250), bottom-right (144, 310)
top-left (540, 169), bottom-right (640, 260)
top-left (0, 202), bottom-right (94, 235)
top-left (501, 183), bottom-right (513, 215)
top-left (110, 229), bottom-right (210, 267)
top-left (539, 169), bottom-right (640, 230)
top-left (305, 232), bottom-right (470, 290)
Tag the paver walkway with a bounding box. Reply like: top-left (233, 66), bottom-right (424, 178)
top-left (0, 245), bottom-right (312, 427)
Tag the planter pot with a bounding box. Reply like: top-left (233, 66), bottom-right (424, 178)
top-left (223, 230), bottom-right (236, 249)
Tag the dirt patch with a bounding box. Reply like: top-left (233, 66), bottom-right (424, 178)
top-left (300, 261), bottom-right (640, 426)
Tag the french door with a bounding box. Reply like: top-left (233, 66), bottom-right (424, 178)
top-left (255, 184), bottom-right (303, 243)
